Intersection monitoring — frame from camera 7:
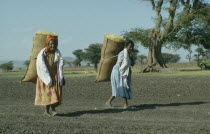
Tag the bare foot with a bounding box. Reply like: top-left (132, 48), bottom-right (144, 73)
top-left (43, 112), bottom-right (51, 117)
top-left (105, 101), bottom-right (112, 108)
top-left (123, 105), bottom-right (129, 109)
top-left (51, 111), bottom-right (58, 116)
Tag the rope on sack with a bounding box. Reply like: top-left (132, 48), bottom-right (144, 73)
top-left (101, 55), bottom-right (118, 60)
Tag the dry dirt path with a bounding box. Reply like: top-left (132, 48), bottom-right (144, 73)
top-left (0, 76), bottom-right (210, 134)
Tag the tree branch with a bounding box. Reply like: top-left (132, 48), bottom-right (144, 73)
top-left (161, 0), bottom-right (178, 40)
top-left (180, 0), bottom-right (185, 5)
top-left (155, 0), bottom-right (163, 38)
top-left (163, 0), bottom-right (191, 41)
top-left (150, 0), bottom-right (156, 10)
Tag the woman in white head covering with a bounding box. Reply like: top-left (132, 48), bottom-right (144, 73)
top-left (106, 39), bottom-right (135, 109)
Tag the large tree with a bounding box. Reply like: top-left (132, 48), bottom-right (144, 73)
top-left (124, 0), bottom-right (179, 72)
top-left (123, 0), bottom-right (210, 72)
top-left (82, 43), bottom-right (102, 71)
top-left (72, 49), bottom-right (83, 67)
top-left (173, 1), bottom-right (210, 49)
top-left (185, 48), bottom-right (193, 62)
top-left (194, 47), bottom-right (204, 62)
top-left (24, 60), bottom-right (30, 67)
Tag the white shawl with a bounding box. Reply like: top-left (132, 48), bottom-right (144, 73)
top-left (119, 48), bottom-right (131, 89)
top-left (36, 48), bottom-right (64, 86)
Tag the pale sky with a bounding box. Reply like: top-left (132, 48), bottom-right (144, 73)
top-left (0, 0), bottom-right (203, 62)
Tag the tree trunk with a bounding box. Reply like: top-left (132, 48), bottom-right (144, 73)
top-left (94, 63), bottom-right (98, 72)
top-left (142, 0), bottom-right (178, 73)
top-left (142, 44), bottom-right (167, 73)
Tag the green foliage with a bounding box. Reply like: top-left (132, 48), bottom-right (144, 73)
top-left (131, 48), bottom-right (140, 66)
top-left (185, 48), bottom-right (193, 62)
top-left (72, 59), bottom-right (82, 67)
top-left (137, 54), bottom-right (147, 65)
top-left (82, 43), bottom-right (102, 69)
top-left (195, 47), bottom-right (204, 56)
top-left (0, 61), bottom-right (14, 71)
top-left (72, 49), bottom-right (83, 67)
top-left (24, 60), bottom-right (30, 67)
top-left (124, 1), bottom-right (210, 51)
top-left (123, 28), bottom-right (152, 47)
top-left (197, 59), bottom-right (210, 70)
top-left (193, 47), bottom-right (205, 62)
top-left (162, 53), bottom-right (180, 63)
top-left (67, 61), bottom-right (73, 67)
top-left (172, 1), bottom-right (210, 49)
top-left (63, 60), bottom-right (72, 67)
top-left (204, 49), bottom-right (210, 59)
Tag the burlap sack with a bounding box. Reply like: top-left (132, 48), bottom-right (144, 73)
top-left (21, 30), bottom-right (58, 83)
top-left (96, 34), bottom-right (125, 82)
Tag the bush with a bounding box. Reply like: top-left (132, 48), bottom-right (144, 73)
top-left (0, 61), bottom-right (14, 71)
top-left (162, 53), bottom-right (180, 63)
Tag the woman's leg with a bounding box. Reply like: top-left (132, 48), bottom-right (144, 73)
top-left (106, 96), bottom-right (115, 107)
top-left (51, 105), bottom-right (56, 112)
top-left (43, 105), bottom-right (51, 116)
top-left (122, 98), bottom-right (128, 109)
top-left (51, 104), bottom-right (58, 116)
top-left (45, 105), bottom-right (50, 113)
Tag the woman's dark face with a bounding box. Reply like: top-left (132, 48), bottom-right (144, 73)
top-left (49, 40), bottom-right (57, 51)
top-left (126, 44), bottom-right (133, 53)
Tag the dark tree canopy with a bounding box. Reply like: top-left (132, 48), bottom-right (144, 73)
top-left (162, 53), bottom-right (180, 63)
top-left (123, 28), bottom-right (152, 48)
top-left (122, 0), bottom-right (210, 72)
top-left (0, 61), bottom-right (14, 71)
top-left (63, 60), bottom-right (72, 67)
top-left (82, 43), bottom-right (102, 70)
top-left (72, 49), bottom-right (83, 67)
top-left (137, 54), bottom-right (147, 65)
top-left (24, 60), bottom-right (30, 67)
top-left (168, 0), bottom-right (210, 49)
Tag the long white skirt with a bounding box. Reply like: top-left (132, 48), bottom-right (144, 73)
top-left (111, 64), bottom-right (132, 99)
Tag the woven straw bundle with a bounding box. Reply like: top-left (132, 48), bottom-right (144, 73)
top-left (96, 34), bottom-right (125, 82)
top-left (21, 30), bottom-right (57, 83)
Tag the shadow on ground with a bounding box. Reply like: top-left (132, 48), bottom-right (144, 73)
top-left (179, 69), bottom-right (202, 72)
top-left (58, 101), bottom-right (208, 117)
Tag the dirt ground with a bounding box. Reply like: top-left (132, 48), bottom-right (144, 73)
top-left (0, 75), bottom-right (210, 134)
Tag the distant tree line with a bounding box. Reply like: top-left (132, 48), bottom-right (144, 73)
top-left (2, 44), bottom-right (209, 72)
top-left (65, 43), bottom-right (102, 71)
top-left (70, 43), bottom-right (140, 71)
top-left (136, 53), bottom-right (181, 65)
top-left (0, 61), bottom-right (14, 71)
top-left (193, 47), bottom-right (210, 62)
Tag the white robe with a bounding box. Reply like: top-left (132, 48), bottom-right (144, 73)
top-left (36, 48), bottom-right (64, 86)
top-left (119, 48), bottom-right (131, 89)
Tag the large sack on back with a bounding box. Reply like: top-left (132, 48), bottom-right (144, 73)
top-left (21, 30), bottom-right (58, 83)
top-left (96, 34), bottom-right (125, 82)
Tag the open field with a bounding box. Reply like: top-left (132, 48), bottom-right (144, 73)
top-left (0, 62), bottom-right (208, 78)
top-left (0, 63), bottom-right (210, 134)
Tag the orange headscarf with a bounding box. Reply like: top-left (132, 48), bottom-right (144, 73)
top-left (45, 35), bottom-right (58, 52)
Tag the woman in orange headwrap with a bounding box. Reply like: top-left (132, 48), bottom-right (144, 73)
top-left (35, 35), bottom-right (65, 116)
